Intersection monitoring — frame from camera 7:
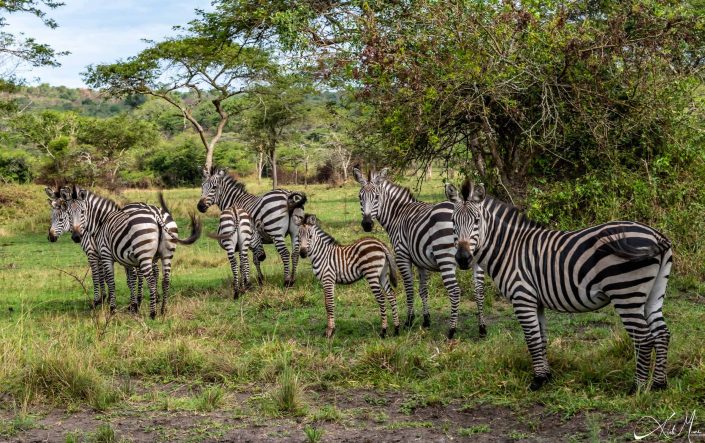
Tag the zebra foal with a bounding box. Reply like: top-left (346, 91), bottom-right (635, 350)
top-left (447, 180), bottom-right (673, 392)
top-left (294, 213), bottom-right (400, 338)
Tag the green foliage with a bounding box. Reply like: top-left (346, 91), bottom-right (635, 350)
top-left (147, 135), bottom-right (205, 187)
top-left (0, 150), bottom-right (33, 183)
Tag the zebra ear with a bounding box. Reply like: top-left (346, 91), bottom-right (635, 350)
top-left (353, 166), bottom-right (367, 186)
top-left (473, 183), bottom-right (486, 203)
top-left (47, 198), bottom-right (54, 207)
top-left (216, 168), bottom-right (226, 178)
top-left (202, 166), bottom-right (210, 179)
top-left (374, 168), bottom-right (389, 184)
top-left (445, 183), bottom-right (461, 203)
top-left (45, 187), bottom-right (55, 198)
top-left (304, 214), bottom-right (318, 226)
top-left (60, 187), bottom-right (71, 200)
top-left (77, 187), bottom-right (88, 200)
top-left (292, 212), bottom-right (303, 226)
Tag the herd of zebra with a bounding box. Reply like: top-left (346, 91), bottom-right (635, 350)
top-left (45, 165), bottom-right (673, 393)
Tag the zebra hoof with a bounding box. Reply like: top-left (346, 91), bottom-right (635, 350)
top-left (651, 381), bottom-right (668, 391)
top-left (149, 311), bottom-right (156, 320)
top-left (529, 374), bottom-right (551, 391)
top-left (479, 324), bottom-right (487, 338)
top-left (394, 325), bottom-right (400, 336)
top-left (284, 279), bottom-right (295, 288)
top-left (404, 314), bottom-right (415, 327)
top-left (422, 314), bottom-right (431, 328)
top-left (128, 304), bottom-right (139, 314)
top-left (380, 328), bottom-right (387, 339)
top-left (629, 381), bottom-right (647, 395)
top-left (233, 290), bottom-right (240, 300)
top-left (243, 281), bottom-right (253, 291)
top-left (257, 276), bottom-right (264, 286)
top-left (325, 327), bottom-right (336, 339)
top-left (446, 328), bottom-right (456, 340)
top-left (92, 300), bottom-right (102, 309)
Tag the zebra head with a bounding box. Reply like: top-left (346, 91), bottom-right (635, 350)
top-left (353, 166), bottom-right (389, 232)
top-left (252, 219), bottom-right (267, 262)
top-left (198, 166), bottom-right (226, 213)
top-left (45, 186), bottom-right (69, 242)
top-left (293, 212), bottom-right (316, 258)
top-left (63, 185), bottom-right (89, 244)
top-left (446, 179), bottom-right (486, 270)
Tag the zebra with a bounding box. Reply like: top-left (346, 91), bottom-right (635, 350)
top-left (446, 179), bottom-right (673, 392)
top-left (294, 212), bottom-right (400, 338)
top-left (197, 166), bottom-right (307, 287)
top-left (207, 205), bottom-right (267, 299)
top-left (64, 186), bottom-right (201, 317)
top-left (353, 167), bottom-right (487, 339)
top-left (46, 186), bottom-right (70, 243)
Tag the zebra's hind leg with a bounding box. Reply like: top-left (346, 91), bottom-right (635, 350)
top-left (160, 259), bottom-right (171, 316)
top-left (646, 254), bottom-right (673, 390)
top-left (473, 263), bottom-right (487, 337)
top-left (537, 305), bottom-right (548, 349)
top-left (397, 257), bottom-right (416, 327)
top-left (368, 274), bottom-right (388, 338)
top-left (140, 260), bottom-right (159, 320)
top-left (513, 299), bottom-right (550, 390)
top-left (383, 276), bottom-right (400, 336)
top-left (240, 247), bottom-right (252, 292)
top-left (127, 266), bottom-right (139, 313)
top-left (439, 264), bottom-right (461, 340)
top-left (612, 297), bottom-right (654, 394)
top-left (273, 236), bottom-right (292, 287)
top-left (152, 262), bottom-right (160, 304)
top-left (136, 268), bottom-right (144, 308)
top-left (252, 252), bottom-right (264, 286)
top-left (227, 251), bottom-right (240, 300)
top-left (418, 268), bottom-right (431, 328)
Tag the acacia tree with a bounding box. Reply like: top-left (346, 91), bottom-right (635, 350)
top-left (243, 72), bottom-right (310, 189)
top-left (83, 34), bottom-right (272, 171)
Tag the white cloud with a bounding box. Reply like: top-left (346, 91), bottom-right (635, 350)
top-left (3, 0), bottom-right (213, 87)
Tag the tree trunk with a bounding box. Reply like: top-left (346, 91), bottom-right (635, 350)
top-left (257, 151), bottom-right (264, 184)
top-left (304, 156), bottom-right (309, 188)
top-left (270, 145), bottom-right (278, 190)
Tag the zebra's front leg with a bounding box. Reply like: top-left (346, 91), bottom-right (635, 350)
top-left (321, 274), bottom-right (336, 338)
top-left (418, 268), bottom-right (431, 328)
top-left (473, 263), bottom-right (487, 337)
top-left (100, 255), bottom-right (117, 316)
top-left (126, 266), bottom-right (139, 313)
top-left (368, 274), bottom-right (388, 338)
top-left (88, 251), bottom-right (104, 308)
top-left (288, 233), bottom-right (300, 287)
top-left (160, 259), bottom-right (171, 316)
top-left (273, 235), bottom-right (292, 287)
top-left (397, 257), bottom-right (416, 327)
top-left (513, 299), bottom-right (550, 390)
top-left (240, 248), bottom-right (252, 292)
top-left (383, 279), bottom-right (400, 336)
top-left (227, 251), bottom-right (240, 300)
top-left (439, 264), bottom-right (461, 339)
top-left (252, 252), bottom-right (264, 286)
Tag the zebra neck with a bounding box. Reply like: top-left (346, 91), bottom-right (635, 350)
top-left (217, 178), bottom-right (257, 212)
top-left (86, 192), bottom-right (120, 234)
top-left (308, 236), bottom-right (336, 265)
top-left (376, 181), bottom-right (417, 229)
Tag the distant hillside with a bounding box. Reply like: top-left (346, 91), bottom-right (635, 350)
top-left (11, 84), bottom-right (144, 118)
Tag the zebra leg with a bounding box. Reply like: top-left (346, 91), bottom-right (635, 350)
top-left (612, 300), bottom-right (654, 393)
top-left (252, 252), bottom-right (264, 285)
top-left (227, 251), bottom-right (240, 300)
top-left (152, 262), bottom-right (160, 304)
top-left (288, 233), bottom-right (300, 286)
top-left (160, 259), bottom-right (171, 316)
top-left (368, 274), bottom-right (388, 338)
top-left (473, 263), bottom-right (487, 337)
top-left (537, 305), bottom-right (548, 349)
top-left (136, 268), bottom-right (144, 308)
top-left (397, 257), bottom-right (416, 327)
top-left (418, 268), bottom-right (431, 328)
top-left (513, 299), bottom-right (551, 390)
top-left (321, 275), bottom-right (336, 338)
top-left (100, 256), bottom-right (117, 316)
top-left (141, 260), bottom-right (159, 320)
top-left (273, 235), bottom-right (292, 287)
top-left (127, 266), bottom-right (139, 313)
top-left (88, 251), bottom-right (104, 308)
top-left (647, 256), bottom-right (672, 390)
top-left (240, 248), bottom-right (252, 291)
top-left (439, 264), bottom-right (461, 339)
top-left (383, 279), bottom-right (400, 336)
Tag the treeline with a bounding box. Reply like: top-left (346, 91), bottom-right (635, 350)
top-left (0, 85), bottom-right (373, 188)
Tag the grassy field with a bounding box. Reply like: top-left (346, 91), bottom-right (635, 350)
top-left (1, 179), bottom-right (704, 442)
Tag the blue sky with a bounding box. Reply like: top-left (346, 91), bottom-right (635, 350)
top-left (5, 0), bottom-right (213, 88)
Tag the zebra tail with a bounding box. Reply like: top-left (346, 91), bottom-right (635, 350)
top-left (384, 247), bottom-right (398, 288)
top-left (158, 192), bottom-right (202, 245)
top-left (601, 235), bottom-right (672, 261)
top-left (287, 192), bottom-right (307, 214)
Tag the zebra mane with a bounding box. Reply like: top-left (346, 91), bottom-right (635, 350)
top-left (382, 179), bottom-right (418, 202)
top-left (485, 196), bottom-right (544, 229)
top-left (303, 214), bottom-right (340, 245)
top-left (222, 172), bottom-right (248, 194)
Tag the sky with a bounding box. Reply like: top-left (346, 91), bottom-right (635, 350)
top-left (4, 0), bottom-right (213, 88)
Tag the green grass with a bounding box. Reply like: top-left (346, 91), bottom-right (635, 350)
top-left (1, 179), bottom-right (704, 434)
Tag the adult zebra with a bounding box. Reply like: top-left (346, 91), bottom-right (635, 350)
top-left (47, 185), bottom-right (144, 307)
top-left (353, 167), bottom-right (487, 339)
top-left (197, 167), bottom-right (306, 287)
top-left (295, 213), bottom-right (400, 338)
top-left (447, 180), bottom-right (672, 392)
top-left (64, 186), bottom-right (200, 316)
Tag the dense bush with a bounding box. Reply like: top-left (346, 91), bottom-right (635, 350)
top-left (0, 150), bottom-right (33, 183)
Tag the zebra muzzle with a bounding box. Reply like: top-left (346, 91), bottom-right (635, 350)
top-left (299, 248), bottom-right (308, 259)
top-left (48, 230), bottom-right (58, 242)
top-left (455, 248), bottom-right (473, 270)
top-left (197, 200), bottom-right (208, 213)
top-left (361, 216), bottom-right (374, 232)
top-left (71, 231), bottom-right (82, 243)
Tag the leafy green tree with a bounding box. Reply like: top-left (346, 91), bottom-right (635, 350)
top-left (83, 33), bottom-right (272, 172)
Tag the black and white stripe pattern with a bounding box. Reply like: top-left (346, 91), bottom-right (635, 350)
top-left (208, 205), bottom-right (266, 299)
top-left (354, 167), bottom-right (487, 339)
top-left (447, 180), bottom-right (673, 392)
top-left (295, 213), bottom-right (400, 338)
top-left (64, 187), bottom-right (200, 318)
top-left (46, 186), bottom-right (70, 243)
top-left (197, 167), bottom-right (306, 287)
